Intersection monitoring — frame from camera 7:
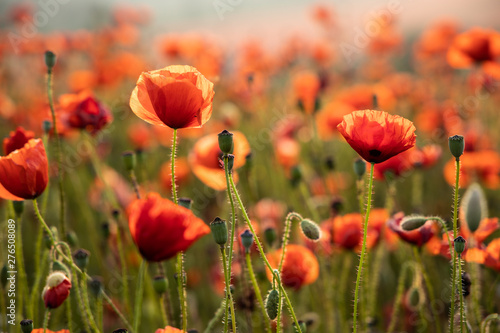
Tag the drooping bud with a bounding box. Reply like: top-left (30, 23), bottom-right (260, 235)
top-left (42, 271), bottom-right (72, 309)
top-left (300, 219), bottom-right (321, 241)
top-left (265, 289), bottom-right (280, 320)
top-left (264, 227), bottom-right (277, 248)
top-left (153, 275), bottom-right (169, 294)
top-left (454, 236), bottom-right (466, 255)
top-left (44, 50), bottom-right (57, 71)
top-left (13, 201), bottom-right (24, 217)
top-left (401, 215), bottom-right (429, 231)
top-left (210, 217), bottom-right (228, 246)
top-left (461, 183), bottom-right (487, 233)
top-left (20, 319), bottom-right (34, 333)
top-left (73, 249), bottom-right (90, 270)
top-left (122, 151), bottom-right (136, 171)
top-left (240, 229), bottom-right (254, 253)
top-left (226, 154), bottom-right (235, 173)
top-left (178, 197), bottom-right (193, 210)
top-left (448, 135), bottom-right (465, 160)
top-left (353, 158), bottom-right (366, 179)
top-left (218, 130), bottom-right (234, 154)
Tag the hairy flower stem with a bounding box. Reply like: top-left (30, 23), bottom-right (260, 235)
top-left (133, 260), bottom-right (147, 332)
top-left (13, 208), bottom-right (28, 319)
top-left (221, 247), bottom-right (237, 333)
top-left (171, 128), bottom-right (178, 204)
top-left (47, 68), bottom-right (66, 240)
top-left (458, 255), bottom-right (465, 333)
top-left (43, 309), bottom-right (51, 333)
top-left (388, 262), bottom-right (416, 332)
top-left (204, 299), bottom-right (226, 333)
top-left (32, 199), bottom-right (133, 332)
top-left (450, 158), bottom-right (460, 333)
top-left (353, 163), bottom-right (374, 333)
top-left (228, 173), bottom-right (302, 332)
top-left (480, 314), bottom-right (500, 333)
top-left (81, 269), bottom-right (100, 333)
top-left (245, 253), bottom-right (271, 333)
top-left (114, 219), bottom-right (131, 315)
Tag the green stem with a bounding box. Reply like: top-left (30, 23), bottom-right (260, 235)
top-left (339, 253), bottom-right (353, 332)
top-left (204, 299), bottom-right (226, 333)
top-left (115, 220), bottom-right (131, 314)
top-left (388, 262), bottom-right (416, 332)
top-left (458, 255), bottom-right (465, 333)
top-left (469, 262), bottom-right (482, 328)
top-left (221, 247), bottom-right (237, 333)
top-left (160, 294), bottom-right (169, 327)
top-left (43, 309), bottom-right (50, 333)
top-left (224, 154), bottom-right (237, 328)
top-left (413, 247), bottom-right (442, 333)
top-left (32, 199), bottom-right (133, 332)
top-left (228, 173), bottom-right (302, 332)
top-left (14, 212), bottom-right (27, 318)
top-left (47, 68), bottom-right (66, 240)
top-left (450, 158), bottom-right (461, 333)
top-left (171, 128), bottom-right (178, 204)
top-left (81, 269), bottom-right (100, 333)
top-left (96, 293), bottom-right (103, 332)
top-left (480, 314), bottom-right (500, 333)
top-left (66, 296), bottom-right (73, 333)
top-left (245, 253), bottom-right (271, 333)
top-left (279, 213), bottom-right (302, 273)
top-left (277, 283), bottom-right (283, 333)
top-left (176, 252), bottom-right (187, 331)
top-left (298, 182), bottom-right (321, 223)
top-left (133, 260), bottom-right (147, 333)
top-left (353, 162), bottom-right (374, 333)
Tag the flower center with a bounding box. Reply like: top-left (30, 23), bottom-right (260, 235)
top-left (369, 149), bottom-right (382, 157)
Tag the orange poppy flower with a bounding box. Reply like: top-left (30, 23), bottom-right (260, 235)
top-left (336, 84), bottom-right (396, 111)
top-left (3, 126), bottom-right (34, 155)
top-left (127, 122), bottom-right (154, 150)
top-left (155, 326), bottom-right (185, 333)
top-left (274, 138), bottom-right (300, 170)
top-left (127, 192), bottom-right (210, 262)
top-left (484, 238), bottom-right (500, 271)
top-left (330, 210), bottom-right (387, 250)
top-left (188, 131), bottom-right (250, 191)
top-left (130, 65), bottom-right (214, 129)
top-left (447, 27), bottom-right (500, 78)
top-left (337, 110), bottom-right (416, 164)
top-left (292, 70), bottom-right (321, 114)
top-left (315, 101), bottom-right (356, 139)
top-left (32, 330), bottom-right (69, 333)
top-left (0, 139), bottom-right (48, 200)
top-left (58, 90), bottom-right (112, 135)
top-left (443, 151), bottom-right (500, 189)
top-left (460, 217), bottom-right (499, 245)
top-left (415, 20), bottom-right (458, 60)
top-left (266, 244), bottom-right (319, 290)
top-left (388, 213), bottom-right (434, 247)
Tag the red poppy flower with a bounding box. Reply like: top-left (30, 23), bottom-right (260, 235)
top-left (443, 151), bottom-right (500, 189)
top-left (130, 65), bottom-right (215, 129)
top-left (266, 244), bottom-right (319, 290)
top-left (460, 217), bottom-right (499, 245)
top-left (292, 70), bottom-right (320, 114)
top-left (42, 272), bottom-right (72, 309)
top-left (372, 149), bottom-right (415, 181)
top-left (59, 90), bottom-right (112, 134)
top-left (484, 238), bottom-right (500, 271)
top-left (32, 330), bottom-right (69, 333)
top-left (388, 213), bottom-right (434, 247)
top-left (0, 139), bottom-right (48, 200)
top-left (127, 192), bottom-right (210, 262)
top-left (3, 126), bottom-right (34, 155)
top-left (337, 110), bottom-right (416, 164)
top-left (155, 326), bottom-right (185, 333)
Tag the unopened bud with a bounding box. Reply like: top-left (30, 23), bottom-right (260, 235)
top-left (153, 275), bottom-right (169, 294)
top-left (73, 249), bottom-right (90, 270)
top-left (44, 50), bottom-right (57, 71)
top-left (210, 217), bottom-right (228, 246)
top-left (240, 229), bottom-right (254, 253)
top-left (122, 151), bottom-right (136, 171)
top-left (448, 135), bottom-right (465, 160)
top-left (353, 158), bottom-right (366, 178)
top-left (20, 319), bottom-right (34, 333)
top-left (300, 219), bottom-right (321, 241)
top-left (401, 215), bottom-right (429, 231)
top-left (218, 130), bottom-right (234, 154)
top-left (454, 236), bottom-right (466, 255)
top-left (461, 183), bottom-right (487, 233)
top-left (265, 289), bottom-right (280, 320)
top-left (264, 227), bottom-right (277, 248)
top-left (13, 201), bottom-right (24, 217)
top-left (42, 120), bottom-right (52, 134)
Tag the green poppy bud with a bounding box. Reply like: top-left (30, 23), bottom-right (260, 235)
top-left (218, 130), bottom-right (234, 154)
top-left (448, 135), bottom-right (465, 160)
top-left (300, 219), bottom-right (321, 241)
top-left (210, 217), bottom-right (228, 246)
top-left (240, 229), bottom-right (254, 253)
top-left (265, 289), bottom-right (280, 320)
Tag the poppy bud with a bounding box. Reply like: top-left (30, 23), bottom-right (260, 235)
top-left (42, 120), bottom-right (52, 134)
top-left (293, 320), bottom-right (307, 333)
top-left (240, 229), bottom-right (254, 253)
top-left (264, 227), bottom-right (277, 248)
top-left (66, 230), bottom-right (78, 247)
top-left (113, 329), bottom-right (128, 333)
top-left (407, 287), bottom-right (421, 311)
top-left (289, 165), bottom-right (302, 187)
top-left (20, 319), bottom-right (33, 333)
top-left (401, 215), bottom-right (429, 231)
top-left (153, 275), bottom-right (168, 294)
top-left (454, 236), bottom-right (466, 255)
top-left (325, 156), bottom-right (335, 171)
top-left (210, 217), bottom-right (228, 246)
top-left (51, 260), bottom-right (70, 276)
top-left (461, 183), bottom-right (487, 233)
top-left (226, 154), bottom-right (235, 173)
top-left (13, 201), bottom-right (24, 217)
top-left (265, 289), bottom-right (279, 320)
top-left (218, 130), bottom-right (234, 154)
top-left (44, 50), bottom-right (57, 71)
top-left (42, 271), bottom-right (71, 309)
top-left (88, 276), bottom-right (103, 297)
top-left (178, 197), bottom-right (193, 210)
top-left (122, 151), bottom-right (136, 171)
top-left (300, 219), bottom-right (321, 241)
top-left (73, 249), bottom-right (90, 270)
top-left (448, 135), bottom-right (465, 160)
top-left (353, 158), bottom-right (366, 178)
top-left (1, 264), bottom-right (7, 288)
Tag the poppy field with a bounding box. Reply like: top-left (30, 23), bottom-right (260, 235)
top-left (1, 1), bottom-right (500, 333)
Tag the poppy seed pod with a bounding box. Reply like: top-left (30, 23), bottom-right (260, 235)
top-left (461, 183), bottom-right (487, 233)
top-left (73, 249), bottom-right (90, 270)
top-left (153, 275), bottom-right (169, 294)
top-left (240, 229), bottom-right (254, 253)
top-left (20, 319), bottom-right (33, 333)
top-left (300, 219), bottom-right (321, 241)
top-left (210, 217), bottom-right (228, 246)
top-left (448, 135), bottom-right (465, 160)
top-left (122, 151), bottom-right (136, 171)
top-left (265, 289), bottom-right (280, 320)
top-left (88, 276), bottom-right (103, 297)
top-left (44, 50), bottom-right (57, 70)
top-left (42, 271), bottom-right (71, 309)
top-left (218, 130), bottom-right (234, 154)
top-left (226, 154), bottom-right (235, 173)
top-left (13, 201), bottom-right (24, 217)
top-left (454, 236), bottom-right (467, 255)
